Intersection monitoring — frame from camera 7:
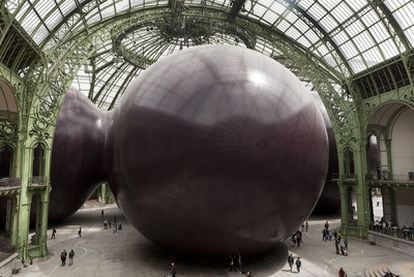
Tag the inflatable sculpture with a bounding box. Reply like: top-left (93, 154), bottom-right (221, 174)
top-left (50, 45), bottom-right (329, 255)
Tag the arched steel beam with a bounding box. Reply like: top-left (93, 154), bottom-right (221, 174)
top-left (369, 0), bottom-right (411, 52)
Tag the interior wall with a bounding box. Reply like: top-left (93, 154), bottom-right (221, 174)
top-left (395, 188), bottom-right (414, 227)
top-left (391, 108), bottom-right (414, 179)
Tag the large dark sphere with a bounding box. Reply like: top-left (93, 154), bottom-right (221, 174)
top-left (108, 45), bottom-right (329, 255)
top-left (311, 92), bottom-right (340, 215)
top-left (50, 89), bottom-right (108, 222)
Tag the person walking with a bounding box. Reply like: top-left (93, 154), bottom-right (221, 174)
top-left (335, 239), bottom-right (340, 255)
top-left (229, 255), bottom-right (237, 272)
top-left (168, 262), bottom-right (176, 277)
top-left (51, 228), bottom-right (56, 239)
top-left (344, 237), bottom-right (348, 250)
top-left (287, 254), bottom-right (294, 272)
top-left (296, 230), bottom-right (302, 247)
top-left (305, 221), bottom-right (309, 232)
top-left (295, 257), bottom-right (302, 273)
top-left (101, 209), bottom-right (104, 217)
top-left (338, 267), bottom-right (347, 277)
top-left (237, 253), bottom-right (242, 273)
top-left (78, 226), bottom-right (82, 237)
top-left (113, 222), bottom-right (118, 233)
top-left (60, 249), bottom-right (67, 266)
top-left (324, 221), bottom-right (329, 230)
top-left (68, 249), bottom-right (75, 266)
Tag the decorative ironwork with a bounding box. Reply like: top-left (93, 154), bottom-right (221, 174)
top-left (0, 119), bottom-right (18, 148)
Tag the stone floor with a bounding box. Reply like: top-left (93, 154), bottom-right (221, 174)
top-left (17, 205), bottom-right (414, 277)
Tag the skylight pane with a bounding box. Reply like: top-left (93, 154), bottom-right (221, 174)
top-left (323, 53), bottom-right (338, 67)
top-left (308, 3), bottom-right (326, 19)
top-left (379, 39), bottom-right (399, 59)
top-left (45, 11), bottom-right (63, 30)
top-left (262, 11), bottom-right (279, 24)
top-left (254, 4), bottom-right (268, 18)
top-left (297, 36), bottom-right (311, 48)
top-left (345, 0), bottom-right (367, 11)
top-left (277, 19), bottom-right (291, 32)
top-left (369, 22), bottom-right (390, 43)
top-left (349, 57), bottom-right (367, 72)
top-left (285, 27), bottom-right (302, 40)
top-left (330, 1), bottom-right (353, 24)
top-left (297, 0), bottom-right (314, 10)
top-left (384, 0), bottom-right (410, 12)
top-left (363, 47), bottom-right (382, 67)
top-left (316, 43), bottom-right (329, 56)
top-left (15, 2), bottom-right (31, 21)
top-left (58, 0), bottom-right (77, 16)
top-left (361, 10), bottom-right (380, 27)
top-left (354, 30), bottom-right (375, 52)
top-left (318, 0), bottom-right (341, 11)
top-left (319, 13), bottom-right (338, 32)
top-left (86, 12), bottom-right (102, 25)
top-left (303, 29), bottom-right (320, 44)
top-left (340, 41), bottom-right (359, 59)
top-left (20, 13), bottom-right (39, 35)
top-left (284, 11), bottom-right (299, 24)
top-left (33, 24), bottom-right (48, 44)
top-left (270, 1), bottom-right (287, 15)
top-left (392, 4), bottom-right (414, 29)
top-left (34, 0), bottom-right (55, 20)
top-left (404, 27), bottom-right (414, 45)
top-left (345, 20), bottom-right (365, 37)
top-left (114, 0), bottom-right (130, 13)
top-left (293, 18), bottom-right (309, 33)
top-left (333, 31), bottom-right (349, 46)
top-left (101, 4), bottom-right (116, 18)
top-left (131, 0), bottom-right (145, 6)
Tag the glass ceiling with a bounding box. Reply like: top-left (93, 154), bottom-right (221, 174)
top-left (6, 0), bottom-right (414, 74)
top-left (4, 0), bottom-right (413, 108)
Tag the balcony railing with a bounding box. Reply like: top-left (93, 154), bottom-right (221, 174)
top-left (370, 224), bottom-right (414, 241)
top-left (366, 173), bottom-right (414, 183)
top-left (0, 177), bottom-right (49, 187)
top-left (331, 173), bottom-right (357, 181)
top-left (0, 178), bottom-right (21, 187)
top-left (29, 176), bottom-right (48, 186)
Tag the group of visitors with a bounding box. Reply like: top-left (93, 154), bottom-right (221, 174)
top-left (60, 249), bottom-right (75, 266)
top-left (322, 221), bottom-right (332, 241)
top-left (50, 225), bottom-right (81, 240)
top-left (103, 212), bottom-right (122, 233)
top-left (227, 253), bottom-right (254, 276)
top-left (228, 253), bottom-right (242, 272)
top-left (334, 233), bottom-right (348, 256)
top-left (372, 218), bottom-right (414, 241)
top-left (291, 230), bottom-right (303, 247)
top-left (287, 254), bottom-right (301, 273)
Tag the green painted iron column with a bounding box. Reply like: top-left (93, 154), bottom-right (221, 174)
top-left (337, 148), bottom-right (349, 234)
top-left (354, 140), bottom-right (371, 238)
top-left (38, 147), bottom-right (51, 257)
top-left (16, 142), bottom-right (33, 263)
top-left (10, 194), bottom-right (19, 247)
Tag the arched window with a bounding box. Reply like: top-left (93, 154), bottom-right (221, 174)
top-left (32, 144), bottom-right (45, 177)
top-left (343, 147), bottom-right (354, 177)
top-left (0, 146), bottom-right (13, 178)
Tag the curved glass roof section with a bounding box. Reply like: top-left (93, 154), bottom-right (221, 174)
top-left (6, 0), bottom-right (414, 75)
